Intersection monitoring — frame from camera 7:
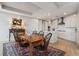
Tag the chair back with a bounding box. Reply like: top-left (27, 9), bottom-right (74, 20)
top-left (12, 29), bottom-right (25, 42)
top-left (44, 33), bottom-right (52, 50)
top-left (17, 32), bottom-right (29, 47)
top-left (17, 32), bottom-right (25, 42)
top-left (32, 31), bottom-right (37, 34)
top-left (39, 31), bottom-right (44, 36)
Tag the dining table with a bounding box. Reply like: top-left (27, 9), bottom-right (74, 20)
top-left (27, 34), bottom-right (45, 56)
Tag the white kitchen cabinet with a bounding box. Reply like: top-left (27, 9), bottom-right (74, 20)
top-left (58, 27), bottom-right (76, 42)
top-left (76, 28), bottom-right (79, 45)
top-left (58, 31), bottom-right (66, 39)
top-left (76, 32), bottom-right (79, 45)
top-left (64, 15), bottom-right (77, 27)
top-left (65, 27), bottom-right (76, 42)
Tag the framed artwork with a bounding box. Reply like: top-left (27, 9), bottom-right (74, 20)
top-left (16, 19), bottom-right (22, 26)
top-left (12, 18), bottom-right (22, 26)
top-left (12, 18), bottom-right (17, 25)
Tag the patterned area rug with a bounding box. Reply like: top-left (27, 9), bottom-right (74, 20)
top-left (3, 42), bottom-right (65, 56)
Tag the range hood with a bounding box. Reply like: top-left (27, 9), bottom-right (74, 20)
top-left (58, 17), bottom-right (65, 25)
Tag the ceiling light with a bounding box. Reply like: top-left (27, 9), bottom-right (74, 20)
top-left (73, 14), bottom-right (76, 16)
top-left (48, 13), bottom-right (51, 16)
top-left (64, 12), bottom-right (67, 15)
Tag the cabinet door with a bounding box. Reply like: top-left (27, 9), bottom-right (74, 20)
top-left (76, 31), bottom-right (79, 45)
top-left (58, 32), bottom-right (65, 39)
top-left (65, 28), bottom-right (76, 41)
top-left (65, 15), bottom-right (76, 27)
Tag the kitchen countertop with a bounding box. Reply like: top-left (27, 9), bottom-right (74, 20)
top-left (57, 30), bottom-right (66, 32)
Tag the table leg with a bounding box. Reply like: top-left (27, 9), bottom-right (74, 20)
top-left (29, 43), bottom-right (32, 56)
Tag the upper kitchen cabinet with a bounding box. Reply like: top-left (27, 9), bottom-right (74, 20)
top-left (64, 14), bottom-right (77, 27)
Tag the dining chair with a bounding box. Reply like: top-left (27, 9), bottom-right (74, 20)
top-left (16, 32), bottom-right (29, 55)
top-left (39, 31), bottom-right (44, 36)
top-left (43, 33), bottom-right (52, 50)
top-left (12, 29), bottom-right (25, 42)
top-left (34, 33), bottom-right (52, 55)
top-left (18, 32), bottom-right (30, 47)
top-left (34, 33), bottom-right (52, 51)
top-left (32, 31), bottom-right (37, 34)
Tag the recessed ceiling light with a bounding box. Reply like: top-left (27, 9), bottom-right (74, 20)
top-left (48, 13), bottom-right (51, 16)
top-left (73, 14), bottom-right (76, 16)
top-left (64, 12), bottom-right (67, 15)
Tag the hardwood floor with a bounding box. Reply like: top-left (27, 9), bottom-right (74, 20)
top-left (49, 38), bottom-right (79, 56)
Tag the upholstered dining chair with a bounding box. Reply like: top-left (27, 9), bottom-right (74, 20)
top-left (34, 33), bottom-right (52, 51)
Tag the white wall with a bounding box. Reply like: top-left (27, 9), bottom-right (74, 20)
top-left (38, 20), bottom-right (42, 31)
top-left (0, 12), bottom-right (39, 42)
top-left (43, 21), bottom-right (49, 31)
top-left (26, 18), bottom-right (39, 32)
top-left (38, 20), bottom-right (49, 31)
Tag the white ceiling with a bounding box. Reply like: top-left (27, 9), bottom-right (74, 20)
top-left (1, 2), bottom-right (41, 15)
top-left (0, 2), bottom-right (79, 20)
top-left (32, 2), bottom-right (79, 20)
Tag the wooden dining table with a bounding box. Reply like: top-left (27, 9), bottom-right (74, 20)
top-left (27, 34), bottom-right (45, 56)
